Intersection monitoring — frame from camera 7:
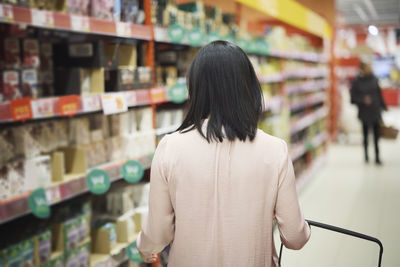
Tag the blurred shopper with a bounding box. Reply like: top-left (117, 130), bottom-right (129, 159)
top-left (137, 41), bottom-right (310, 267)
top-left (351, 62), bottom-right (387, 164)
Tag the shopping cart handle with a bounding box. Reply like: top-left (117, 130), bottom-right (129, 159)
top-left (278, 219), bottom-right (384, 267)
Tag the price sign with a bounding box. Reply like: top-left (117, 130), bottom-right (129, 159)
top-left (0, 4), bottom-right (13, 22)
top-left (101, 93), bottom-right (127, 115)
top-left (125, 91), bottom-right (137, 107)
top-left (126, 242), bottom-right (143, 262)
top-left (59, 95), bottom-right (80, 117)
top-left (86, 169), bottom-right (111, 195)
top-left (187, 28), bottom-right (203, 46)
top-left (81, 95), bottom-right (101, 113)
top-left (31, 98), bottom-right (56, 118)
top-left (10, 98), bottom-right (32, 121)
top-left (122, 161), bottom-right (144, 183)
top-left (150, 87), bottom-right (167, 104)
top-left (31, 9), bottom-right (54, 28)
top-left (71, 15), bottom-right (90, 32)
top-left (168, 24), bottom-right (185, 43)
top-left (168, 83), bottom-right (187, 104)
top-left (28, 188), bottom-right (50, 219)
top-left (116, 22), bottom-right (132, 37)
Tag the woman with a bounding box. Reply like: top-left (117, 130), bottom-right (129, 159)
top-left (137, 41), bottom-right (310, 266)
top-left (351, 62), bottom-right (387, 164)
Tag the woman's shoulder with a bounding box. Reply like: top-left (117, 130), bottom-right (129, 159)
top-left (256, 129), bottom-right (287, 148)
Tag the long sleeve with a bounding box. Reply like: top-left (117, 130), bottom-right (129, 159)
top-left (376, 79), bottom-right (387, 110)
top-left (274, 141), bottom-right (310, 250)
top-left (350, 78), bottom-right (363, 105)
top-left (137, 136), bottom-right (175, 258)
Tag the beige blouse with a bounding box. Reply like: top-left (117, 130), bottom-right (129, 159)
top-left (137, 125), bottom-right (310, 266)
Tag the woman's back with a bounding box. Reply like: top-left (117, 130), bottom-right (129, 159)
top-left (138, 123), bottom-right (310, 267)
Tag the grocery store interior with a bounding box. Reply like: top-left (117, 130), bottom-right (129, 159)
top-left (0, 0), bottom-right (399, 266)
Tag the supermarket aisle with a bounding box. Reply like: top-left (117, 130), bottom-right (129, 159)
top-left (276, 139), bottom-right (400, 267)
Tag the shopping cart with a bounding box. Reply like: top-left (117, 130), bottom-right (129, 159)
top-left (278, 219), bottom-right (384, 267)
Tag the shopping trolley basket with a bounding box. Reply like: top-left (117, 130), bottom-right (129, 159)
top-left (278, 219), bottom-right (384, 267)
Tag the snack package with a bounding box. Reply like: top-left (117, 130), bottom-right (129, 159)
top-left (77, 242), bottom-right (90, 267)
top-left (23, 39), bottom-right (40, 68)
top-left (68, 118), bottom-right (90, 146)
top-left (21, 69), bottom-right (40, 98)
top-left (91, 0), bottom-right (120, 21)
top-left (1, 70), bottom-right (21, 101)
top-left (0, 165), bottom-right (10, 200)
top-left (25, 155), bottom-right (52, 191)
top-left (40, 42), bottom-right (53, 71)
top-left (21, 238), bottom-right (35, 267)
top-left (8, 160), bottom-right (26, 197)
top-left (64, 218), bottom-right (80, 251)
top-left (13, 124), bottom-right (43, 159)
top-left (4, 38), bottom-right (21, 68)
top-left (36, 230), bottom-right (52, 266)
top-left (121, 0), bottom-right (140, 23)
top-left (0, 129), bottom-right (16, 165)
top-left (6, 244), bottom-right (22, 267)
top-left (66, 0), bottom-right (90, 15)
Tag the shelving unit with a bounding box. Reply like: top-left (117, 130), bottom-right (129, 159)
top-left (0, 0), bottom-right (332, 266)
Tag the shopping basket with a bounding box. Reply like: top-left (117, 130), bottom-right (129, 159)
top-left (278, 219), bottom-right (384, 267)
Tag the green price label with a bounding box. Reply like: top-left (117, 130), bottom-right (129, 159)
top-left (237, 39), bottom-right (249, 51)
top-left (168, 24), bottom-right (186, 43)
top-left (28, 188), bottom-right (50, 219)
top-left (168, 83), bottom-right (187, 104)
top-left (126, 241), bottom-right (143, 262)
top-left (207, 32), bottom-right (220, 43)
top-left (188, 28), bottom-right (204, 46)
top-left (86, 169), bottom-right (111, 195)
top-left (122, 160), bottom-right (144, 183)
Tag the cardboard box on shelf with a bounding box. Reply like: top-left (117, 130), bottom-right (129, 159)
top-left (118, 45), bottom-right (137, 67)
top-left (23, 39), bottom-right (40, 68)
top-left (1, 70), bottom-right (21, 101)
top-left (57, 146), bottom-right (87, 176)
top-left (21, 69), bottom-right (40, 98)
top-left (116, 214), bottom-right (136, 242)
top-left (91, 222), bottom-right (117, 254)
top-left (52, 216), bottom-right (90, 253)
top-left (4, 38), bottom-right (21, 69)
top-left (90, 68), bottom-right (105, 94)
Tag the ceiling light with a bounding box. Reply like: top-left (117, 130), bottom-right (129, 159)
top-left (368, 25), bottom-right (379, 36)
top-left (364, 0), bottom-right (379, 20)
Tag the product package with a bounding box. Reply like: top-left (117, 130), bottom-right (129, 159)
top-left (1, 70), bottom-right (21, 101)
top-left (13, 124), bottom-right (43, 159)
top-left (0, 129), bottom-right (16, 165)
top-left (54, 68), bottom-right (91, 96)
top-left (136, 66), bottom-right (152, 89)
top-left (121, 0), bottom-right (140, 23)
top-left (91, 0), bottom-right (121, 21)
top-left (21, 238), bottom-right (35, 267)
top-left (7, 160), bottom-right (26, 198)
top-left (40, 71), bottom-right (54, 97)
top-left (40, 42), bottom-right (53, 71)
top-left (24, 155), bottom-right (52, 191)
top-left (34, 230), bottom-right (52, 266)
top-left (4, 38), bottom-right (21, 68)
top-left (76, 242), bottom-right (90, 267)
top-left (91, 222), bottom-right (117, 254)
top-left (117, 67), bottom-right (135, 90)
top-left (21, 69), bottom-right (40, 98)
top-left (23, 39), bottom-right (40, 68)
top-left (68, 118), bottom-right (90, 146)
top-left (66, 0), bottom-right (90, 15)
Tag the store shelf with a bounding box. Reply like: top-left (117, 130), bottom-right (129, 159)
top-left (156, 124), bottom-right (181, 137)
top-left (290, 107), bottom-right (328, 135)
top-left (0, 4), bottom-right (152, 40)
top-left (290, 93), bottom-right (326, 111)
top-left (0, 87), bottom-right (171, 123)
top-left (290, 132), bottom-right (327, 161)
top-left (285, 68), bottom-right (329, 79)
top-left (258, 73), bottom-right (285, 83)
top-left (263, 95), bottom-right (284, 113)
top-left (296, 153), bottom-right (327, 191)
top-left (286, 80), bottom-right (329, 95)
top-left (0, 154), bottom-right (153, 225)
top-left (269, 49), bottom-right (327, 63)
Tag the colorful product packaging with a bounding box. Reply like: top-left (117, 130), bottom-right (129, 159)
top-left (66, 0), bottom-right (90, 15)
top-left (23, 39), bottom-right (40, 68)
top-left (35, 230), bottom-right (52, 266)
top-left (21, 239), bottom-right (34, 267)
top-left (21, 69), bottom-right (40, 98)
top-left (1, 70), bottom-right (21, 101)
top-left (4, 38), bottom-right (21, 69)
top-left (91, 0), bottom-right (121, 21)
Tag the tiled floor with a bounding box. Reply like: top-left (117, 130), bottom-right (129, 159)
top-left (275, 136), bottom-right (400, 266)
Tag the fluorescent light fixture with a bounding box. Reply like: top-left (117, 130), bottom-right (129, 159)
top-left (368, 25), bottom-right (379, 35)
top-left (353, 4), bottom-right (368, 22)
top-left (364, 0), bottom-right (379, 19)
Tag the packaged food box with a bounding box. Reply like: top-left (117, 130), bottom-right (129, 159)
top-left (23, 39), bottom-right (40, 68)
top-left (91, 0), bottom-right (121, 21)
top-left (66, 0), bottom-right (90, 16)
top-left (21, 69), bottom-right (40, 98)
top-left (4, 38), bottom-right (21, 68)
top-left (91, 222), bottom-right (117, 254)
top-left (35, 230), bottom-right (52, 266)
top-left (1, 70), bottom-right (21, 101)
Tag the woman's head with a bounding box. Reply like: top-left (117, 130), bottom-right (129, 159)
top-left (178, 40), bottom-right (263, 142)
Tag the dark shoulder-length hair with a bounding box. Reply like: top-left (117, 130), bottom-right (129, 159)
top-left (177, 40), bottom-right (263, 142)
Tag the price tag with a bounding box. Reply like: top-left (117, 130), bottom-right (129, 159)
top-left (126, 242), bottom-right (143, 262)
top-left (122, 161), bottom-right (144, 183)
top-left (187, 28), bottom-right (203, 46)
top-left (28, 188), bottom-right (50, 219)
top-left (101, 93), bottom-right (127, 115)
top-left (150, 87), bottom-right (167, 104)
top-left (46, 186), bottom-right (61, 204)
top-left (31, 98), bottom-right (56, 118)
top-left (168, 83), bottom-right (187, 104)
top-left (86, 169), bottom-right (111, 195)
top-left (116, 22), bottom-right (131, 37)
top-left (168, 24), bottom-right (185, 43)
top-left (0, 4), bottom-right (13, 22)
top-left (59, 95), bottom-right (80, 117)
top-left (31, 9), bottom-right (54, 28)
top-left (71, 15), bottom-right (90, 32)
top-left (81, 95), bottom-right (101, 112)
top-left (125, 91), bottom-right (137, 107)
top-left (10, 98), bottom-right (32, 121)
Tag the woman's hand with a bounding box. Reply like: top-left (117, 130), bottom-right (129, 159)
top-left (139, 250), bottom-right (158, 263)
